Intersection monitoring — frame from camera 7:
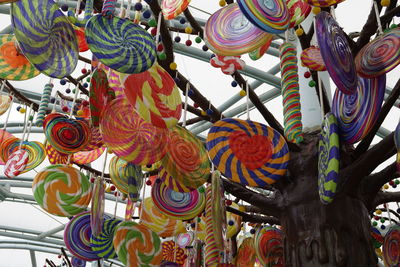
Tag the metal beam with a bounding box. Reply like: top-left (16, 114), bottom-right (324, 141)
top-left (29, 250), bottom-right (37, 267)
top-left (37, 225), bottom-right (65, 241)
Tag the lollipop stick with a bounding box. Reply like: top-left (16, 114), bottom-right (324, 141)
top-left (373, 1), bottom-right (384, 35)
top-left (182, 82), bottom-right (189, 127)
top-left (18, 105), bottom-right (29, 150)
top-left (245, 81), bottom-right (250, 120)
top-left (114, 191), bottom-right (119, 218)
top-left (155, 12), bottom-right (162, 45)
top-left (69, 82), bottom-right (80, 118)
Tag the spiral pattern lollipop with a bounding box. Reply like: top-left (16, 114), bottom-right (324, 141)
top-left (161, 125), bottom-right (210, 191)
top-left (102, 0), bottom-right (117, 16)
top-left (90, 218), bottom-right (122, 259)
top-left (237, 0), bottom-right (290, 33)
top-left (162, 240), bottom-right (187, 265)
top-left (300, 46), bottom-right (326, 72)
top-left (249, 34), bottom-right (274, 60)
top-left (254, 226), bottom-right (284, 266)
top-left (204, 3), bottom-right (273, 56)
top-left (0, 137), bottom-right (20, 163)
top-left (162, 0), bottom-right (191, 20)
top-left (355, 28), bottom-right (400, 79)
top-left (11, 0), bottom-right (79, 78)
top-left (35, 83), bottom-right (53, 127)
top-left (46, 144), bottom-right (69, 165)
top-left (64, 212), bottom-right (101, 261)
top-left (151, 180), bottom-right (206, 221)
top-left (83, 127), bottom-right (104, 151)
top-left (280, 42), bottom-right (303, 143)
top-left (332, 75), bottom-right (386, 144)
top-left (102, 65), bottom-right (125, 99)
top-left (100, 98), bottom-right (168, 165)
top-left (140, 197), bottom-right (186, 238)
top-left (113, 221), bottom-right (163, 266)
top-left (383, 225), bottom-right (400, 266)
top-left (73, 146), bottom-right (106, 165)
top-left (286, 0), bottom-right (311, 28)
top-left (90, 68), bottom-right (114, 127)
top-left (236, 237), bottom-right (256, 267)
top-left (159, 166), bottom-right (196, 193)
top-left (21, 141), bottom-right (47, 173)
top-left (43, 113), bottom-right (91, 154)
top-left (32, 165), bottom-right (92, 217)
top-left (4, 149), bottom-right (29, 178)
top-left (177, 232), bottom-right (194, 248)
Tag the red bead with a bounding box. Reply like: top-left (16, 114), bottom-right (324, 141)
top-left (389, 180), bottom-right (395, 185)
top-left (304, 71), bottom-right (311, 78)
top-left (114, 191), bottom-right (118, 196)
top-left (146, 180), bottom-right (152, 186)
top-left (374, 216), bottom-right (380, 220)
top-left (110, 185), bottom-right (116, 191)
top-left (82, 100), bottom-right (89, 106)
top-left (90, 178), bottom-right (95, 183)
top-left (185, 39), bottom-right (192, 46)
top-left (157, 44), bottom-right (164, 51)
top-left (150, 27), bottom-right (157, 36)
top-left (193, 103), bottom-right (199, 108)
top-left (58, 255), bottom-right (62, 258)
top-left (226, 199), bottom-right (232, 206)
top-left (81, 68), bottom-right (87, 74)
top-left (62, 106), bottom-right (69, 112)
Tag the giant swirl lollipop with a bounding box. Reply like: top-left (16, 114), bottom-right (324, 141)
top-left (254, 226), bottom-right (284, 266)
top-left (383, 225), bottom-right (400, 266)
top-left (205, 4), bottom-right (274, 56)
top-left (85, 15), bottom-right (156, 74)
top-left (11, 0), bottom-right (79, 78)
top-left (316, 11), bottom-right (357, 95)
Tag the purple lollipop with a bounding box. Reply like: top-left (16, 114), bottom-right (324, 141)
top-left (316, 11), bottom-right (357, 95)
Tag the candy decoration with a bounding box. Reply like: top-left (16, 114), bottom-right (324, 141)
top-left (83, 127), bottom-right (104, 151)
top-left (113, 221), bottom-right (163, 266)
top-left (75, 27), bottom-right (89, 52)
top-left (162, 0), bottom-right (191, 20)
top-left (207, 118), bottom-right (290, 187)
top-left (4, 149), bottom-right (29, 178)
top-left (68, 0), bottom-right (94, 27)
top-left (316, 11), bottom-right (357, 95)
top-left (210, 171), bottom-right (226, 251)
top-left (162, 240), bottom-right (186, 265)
top-left (120, 62), bottom-right (182, 129)
top-left (355, 28), bottom-right (400, 79)
top-left (0, 130), bottom-right (14, 165)
top-left (371, 227), bottom-right (384, 249)
top-left (85, 15), bottom-right (156, 74)
top-left (177, 232), bottom-right (195, 248)
top-left (205, 185), bottom-right (220, 266)
top-left (159, 165), bottom-right (196, 193)
top-left (161, 125), bottom-right (210, 191)
top-left (306, 0), bottom-right (344, 7)
top-left (90, 178), bottom-right (105, 237)
top-left (0, 34), bottom-right (40, 80)
top-left (64, 212), bottom-right (101, 261)
top-left (160, 262), bottom-right (180, 267)
top-left (237, 0), bottom-right (290, 33)
top-left (43, 113), bottom-right (91, 154)
top-left (151, 180), bottom-right (206, 220)
top-left (318, 112), bottom-right (340, 204)
top-left (210, 55), bottom-right (246, 75)
top-left (236, 237), bottom-right (256, 267)
top-left (32, 165), bottom-right (92, 217)
top-left (254, 226), bottom-right (284, 266)
top-left (90, 218), bottom-right (122, 259)
top-left (300, 46), bottom-right (326, 72)
top-left (140, 197), bottom-right (186, 238)
top-left (100, 98), bottom-right (168, 165)
top-left (46, 144), bottom-right (69, 165)
top-left (109, 156), bottom-right (143, 201)
top-left (101, 0), bottom-right (117, 16)
top-left (102, 65), bottom-right (126, 99)
top-left (35, 83), bottom-right (53, 127)
top-left (0, 0), bottom-right (18, 3)
top-left (394, 121), bottom-right (400, 173)
top-left (71, 257), bottom-right (86, 267)
top-left (11, 0), bottom-right (79, 78)
top-left (226, 202), bottom-right (242, 239)
top-left (20, 141), bottom-right (47, 173)
top-left (90, 68), bottom-right (115, 127)
top-left (204, 4), bottom-right (274, 56)
top-left (0, 136), bottom-right (20, 163)
top-left (332, 75), bottom-right (386, 144)
top-left (383, 225), bottom-right (400, 266)
top-left (279, 42), bottom-right (303, 143)
top-left (0, 95), bottom-right (12, 116)
top-left (249, 34), bottom-right (274, 60)
top-left (286, 0), bottom-right (311, 28)
top-left (73, 146), bottom-right (106, 165)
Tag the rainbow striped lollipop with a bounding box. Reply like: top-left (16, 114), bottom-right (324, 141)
top-left (11, 0), bottom-right (79, 78)
top-left (100, 98), bottom-right (168, 165)
top-left (73, 146), bottom-right (106, 165)
top-left (254, 226), bottom-right (284, 266)
top-left (20, 141), bottom-right (47, 173)
top-left (113, 221), bottom-right (163, 266)
top-left (332, 75), bottom-right (386, 144)
top-left (205, 4), bottom-right (274, 56)
top-left (85, 15), bottom-right (156, 74)
top-left (46, 144), bottom-right (69, 165)
top-left (207, 118), bottom-right (290, 187)
top-left (316, 11), bottom-right (357, 95)
top-left (162, 0), bottom-right (191, 20)
top-left (249, 34), bottom-right (274, 61)
top-left (383, 225), bottom-right (400, 266)
top-left (120, 63), bottom-right (182, 129)
top-left (0, 34), bottom-right (40, 80)
top-left (32, 165), bottom-right (92, 217)
top-left (90, 218), bottom-right (122, 259)
top-left (237, 0), bottom-right (290, 33)
top-left (355, 28), bottom-right (400, 79)
top-left (162, 240), bottom-right (187, 265)
top-left (236, 237), bottom-right (257, 267)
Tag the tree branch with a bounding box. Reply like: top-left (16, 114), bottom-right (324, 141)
top-left (2, 80), bottom-right (39, 111)
top-left (373, 191), bottom-right (400, 207)
top-left (226, 206), bottom-right (280, 225)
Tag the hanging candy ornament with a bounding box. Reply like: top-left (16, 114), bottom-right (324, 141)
top-left (18, 141), bottom-right (47, 173)
top-left (73, 146), bottom-right (106, 165)
top-left (35, 83), bottom-right (53, 127)
top-left (316, 11), bottom-right (357, 95)
top-left (100, 98), bottom-right (168, 165)
top-left (4, 149), bottom-right (29, 178)
top-left (101, 65), bottom-right (126, 99)
top-left (0, 136), bottom-right (20, 163)
top-left (236, 237), bottom-right (257, 267)
top-left (11, 0), bottom-right (79, 78)
top-left (90, 177), bottom-right (105, 237)
top-left (204, 3), bottom-right (274, 56)
top-left (286, 0), bottom-right (311, 28)
top-left (383, 225), bottom-right (400, 266)
top-left (74, 27), bottom-right (89, 52)
top-left (162, 0), bottom-right (191, 20)
top-left (120, 62), bottom-right (182, 129)
top-left (71, 257), bottom-right (86, 267)
top-left (0, 130), bottom-right (13, 165)
top-left (205, 184), bottom-right (220, 266)
top-left (226, 202), bottom-right (242, 238)
top-left (254, 226), bottom-right (284, 266)
top-left (68, 0), bottom-right (94, 27)
top-left (0, 34), bottom-right (40, 80)
top-left (32, 165), bottom-right (92, 217)
top-left (46, 144), bottom-right (69, 165)
top-left (90, 218), bottom-right (122, 259)
top-left (82, 127), bottom-right (104, 151)
top-left (300, 46), bottom-right (327, 72)
top-left (177, 232), bottom-right (195, 248)
top-left (162, 240), bottom-right (187, 265)
top-left (207, 118), bottom-right (290, 187)
top-left (237, 0), bottom-right (290, 33)
top-left (210, 55), bottom-right (246, 75)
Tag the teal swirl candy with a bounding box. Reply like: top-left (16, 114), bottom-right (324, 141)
top-left (35, 83), bottom-right (53, 127)
top-left (11, 0), bottom-right (79, 78)
top-left (90, 218), bottom-right (122, 259)
top-left (85, 15), bottom-right (156, 74)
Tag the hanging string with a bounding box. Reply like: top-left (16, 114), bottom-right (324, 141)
top-left (182, 82), bottom-right (189, 127)
top-left (69, 82), bottom-right (80, 118)
top-left (138, 177), bottom-right (147, 221)
top-left (155, 12), bottom-right (163, 45)
top-left (330, 6), bottom-right (337, 20)
top-left (75, 0), bottom-right (82, 17)
top-left (52, 91), bottom-right (59, 113)
top-left (373, 0), bottom-right (384, 35)
top-left (126, 0), bottom-right (132, 19)
top-left (0, 80), bottom-right (6, 93)
top-left (385, 203), bottom-right (392, 225)
top-left (18, 104), bottom-right (29, 150)
top-left (25, 106), bottom-right (35, 141)
top-left (114, 191), bottom-right (119, 218)
top-left (245, 81), bottom-right (250, 120)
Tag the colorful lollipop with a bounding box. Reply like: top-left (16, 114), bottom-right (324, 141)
top-left (249, 34), bottom-right (274, 61)
top-left (318, 113), bottom-right (340, 204)
top-left (0, 130), bottom-right (13, 165)
top-left (101, 65), bottom-right (126, 99)
top-left (395, 121), bottom-right (400, 172)
top-left (75, 27), bottom-right (89, 52)
top-left (35, 83), bottom-right (53, 127)
top-left (332, 75), bottom-right (386, 144)
top-left (316, 11), bottom-right (357, 95)
top-left (161, 125), bottom-right (210, 191)
top-left (113, 221), bottom-right (163, 266)
top-left (100, 98), bottom-right (168, 165)
top-left (90, 218), bottom-right (122, 259)
top-left (0, 95), bottom-right (12, 116)
top-left (355, 28), bottom-right (400, 79)
top-left (177, 232), bottom-right (194, 248)
top-left (71, 257), bottom-right (86, 267)
top-left (300, 46), bottom-right (327, 72)
top-left (286, 0), bottom-right (311, 28)
top-left (226, 202), bottom-right (242, 239)
top-left (20, 141), bottom-right (47, 173)
top-left (383, 225), bottom-right (400, 266)
top-left (120, 62), bottom-right (182, 129)
top-left (90, 177), bottom-right (105, 237)
top-left (254, 226), bottom-right (284, 266)
top-left (64, 212), bottom-right (101, 261)
top-left (86, 15), bottom-right (156, 74)
top-left (0, 34), bottom-right (40, 80)
top-left (280, 42), bottom-right (303, 143)
top-left (236, 237), bottom-right (256, 267)
top-left (32, 165), bottom-right (92, 217)
top-left (11, 0), bottom-right (79, 78)
top-left (207, 118), bottom-right (290, 187)
top-left (73, 146), bottom-right (106, 165)
top-left (162, 240), bottom-right (187, 265)
top-left (306, 0), bottom-right (344, 7)
top-left (46, 144), bottom-right (69, 165)
top-left (151, 179), bottom-right (206, 220)
top-left (205, 185), bottom-right (220, 266)
top-left (210, 55), bottom-right (246, 75)
top-left (4, 149), bottom-right (29, 178)
top-left (237, 0), bottom-right (290, 33)
top-left (162, 0), bottom-right (191, 20)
